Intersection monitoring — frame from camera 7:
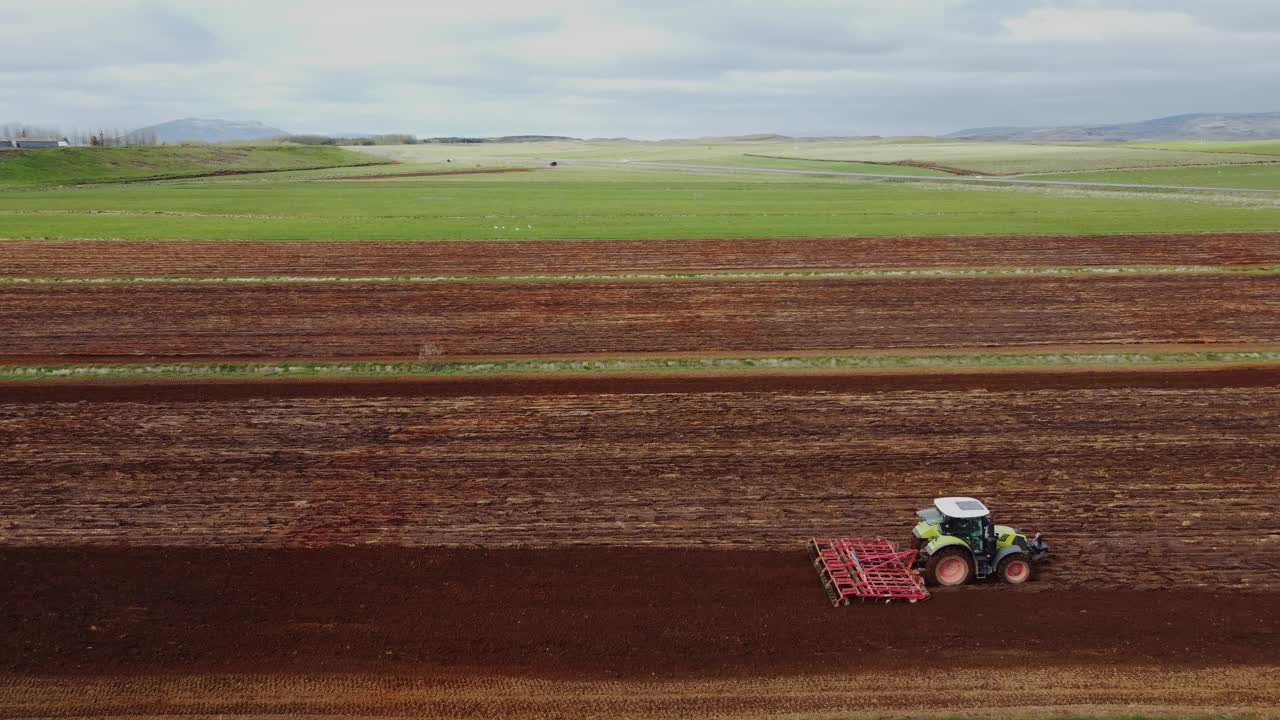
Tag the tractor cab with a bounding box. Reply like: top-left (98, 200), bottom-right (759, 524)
top-left (912, 496), bottom-right (1048, 587)
top-left (931, 497), bottom-right (996, 557)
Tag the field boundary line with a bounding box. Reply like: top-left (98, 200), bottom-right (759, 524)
top-left (5, 349), bottom-right (1280, 381)
top-left (4, 265), bottom-right (1278, 285)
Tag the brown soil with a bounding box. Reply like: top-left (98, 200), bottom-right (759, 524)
top-left (325, 168), bottom-right (537, 180)
top-left (2, 233), bottom-right (1277, 278)
top-left (2, 547), bottom-right (1275, 677)
top-left (5, 230), bottom-right (1279, 717)
top-left (3, 667), bottom-right (1276, 719)
top-left (3, 369), bottom-right (1277, 592)
top-left (3, 273), bottom-right (1277, 360)
top-left (4, 369), bottom-right (1278, 716)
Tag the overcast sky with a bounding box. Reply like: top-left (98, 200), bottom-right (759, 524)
top-left (3, 0), bottom-right (1278, 138)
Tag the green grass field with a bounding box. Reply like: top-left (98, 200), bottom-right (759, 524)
top-left (0, 145), bottom-right (386, 188)
top-left (1033, 163), bottom-right (1280, 190)
top-left (362, 138), bottom-right (1280, 176)
top-left (1116, 139), bottom-right (1280, 156)
top-left (1, 141), bottom-right (1278, 242)
top-left (3, 165), bottom-right (1280, 240)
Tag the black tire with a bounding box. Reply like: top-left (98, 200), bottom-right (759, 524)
top-left (997, 552), bottom-right (1032, 584)
top-left (925, 547), bottom-right (972, 587)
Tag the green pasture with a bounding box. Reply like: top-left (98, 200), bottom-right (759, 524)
top-left (0, 144), bottom-right (385, 188)
top-left (1031, 163), bottom-right (1280, 190)
top-left (3, 167), bottom-right (1280, 240)
top-left (361, 138), bottom-right (1280, 176)
top-left (1115, 139), bottom-right (1280, 156)
top-left (745, 141), bottom-right (1277, 176)
top-left (0, 141), bottom-right (1278, 242)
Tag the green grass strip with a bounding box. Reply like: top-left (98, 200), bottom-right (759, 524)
top-left (4, 350), bottom-right (1279, 381)
top-left (4, 265), bottom-right (1279, 286)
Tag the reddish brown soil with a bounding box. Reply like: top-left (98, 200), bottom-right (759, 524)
top-left (2, 547), bottom-right (1274, 677)
top-left (326, 168), bottom-right (537, 180)
top-left (2, 273), bottom-right (1277, 360)
top-left (2, 233), bottom-right (1277, 278)
top-left (3, 370), bottom-right (1277, 591)
top-left (3, 667), bottom-right (1275, 719)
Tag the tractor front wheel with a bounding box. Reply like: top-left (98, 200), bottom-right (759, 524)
top-left (997, 553), bottom-right (1032, 584)
top-left (925, 547), bottom-right (972, 587)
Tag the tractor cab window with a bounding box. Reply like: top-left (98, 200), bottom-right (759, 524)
top-left (943, 516), bottom-right (993, 555)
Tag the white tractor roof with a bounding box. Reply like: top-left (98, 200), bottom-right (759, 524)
top-left (934, 497), bottom-right (990, 519)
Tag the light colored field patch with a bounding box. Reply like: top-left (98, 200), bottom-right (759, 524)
top-left (360, 138), bottom-right (1280, 176)
top-left (909, 178), bottom-right (1280, 207)
top-left (1026, 163), bottom-right (1280, 191)
top-left (1117, 139), bottom-right (1280, 156)
top-left (6, 349), bottom-right (1279, 380)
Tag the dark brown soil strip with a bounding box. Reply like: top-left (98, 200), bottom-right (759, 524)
top-left (1, 547), bottom-right (1273, 677)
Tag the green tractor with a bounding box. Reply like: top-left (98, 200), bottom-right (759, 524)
top-left (912, 497), bottom-right (1048, 586)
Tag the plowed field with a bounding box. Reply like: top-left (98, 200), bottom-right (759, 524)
top-left (3, 232), bottom-right (1279, 278)
top-left (3, 273), bottom-right (1279, 360)
top-left (2, 369), bottom-right (1279, 717)
top-left (2, 666), bottom-right (1276, 719)
top-left (3, 371), bottom-right (1277, 591)
top-left (4, 230), bottom-right (1280, 718)
top-left (2, 548), bottom-right (1275, 675)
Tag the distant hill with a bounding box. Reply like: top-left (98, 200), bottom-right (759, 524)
top-left (420, 135), bottom-right (578, 144)
top-left (947, 112), bottom-right (1280, 142)
top-left (130, 118), bottom-right (289, 144)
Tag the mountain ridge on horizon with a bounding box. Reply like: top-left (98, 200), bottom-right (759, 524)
top-left (947, 111), bottom-right (1280, 142)
top-left (129, 117), bottom-right (289, 143)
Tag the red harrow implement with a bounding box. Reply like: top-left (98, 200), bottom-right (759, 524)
top-left (807, 537), bottom-right (929, 605)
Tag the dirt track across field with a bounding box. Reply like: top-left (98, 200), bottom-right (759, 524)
top-left (2, 233), bottom-right (1278, 278)
top-left (3, 368), bottom-right (1277, 591)
top-left (3, 273), bottom-right (1278, 360)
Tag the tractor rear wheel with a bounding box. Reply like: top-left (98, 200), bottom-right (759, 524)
top-left (997, 553), bottom-right (1032, 584)
top-left (925, 547), bottom-right (972, 587)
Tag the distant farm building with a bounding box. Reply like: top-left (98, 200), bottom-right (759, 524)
top-left (0, 138), bottom-right (70, 148)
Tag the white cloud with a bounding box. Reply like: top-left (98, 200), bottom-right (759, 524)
top-left (1002, 8), bottom-right (1197, 42)
top-left (0, 0), bottom-right (1276, 137)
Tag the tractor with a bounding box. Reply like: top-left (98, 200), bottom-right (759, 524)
top-left (808, 496), bottom-right (1048, 605)
top-left (911, 497), bottom-right (1048, 586)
